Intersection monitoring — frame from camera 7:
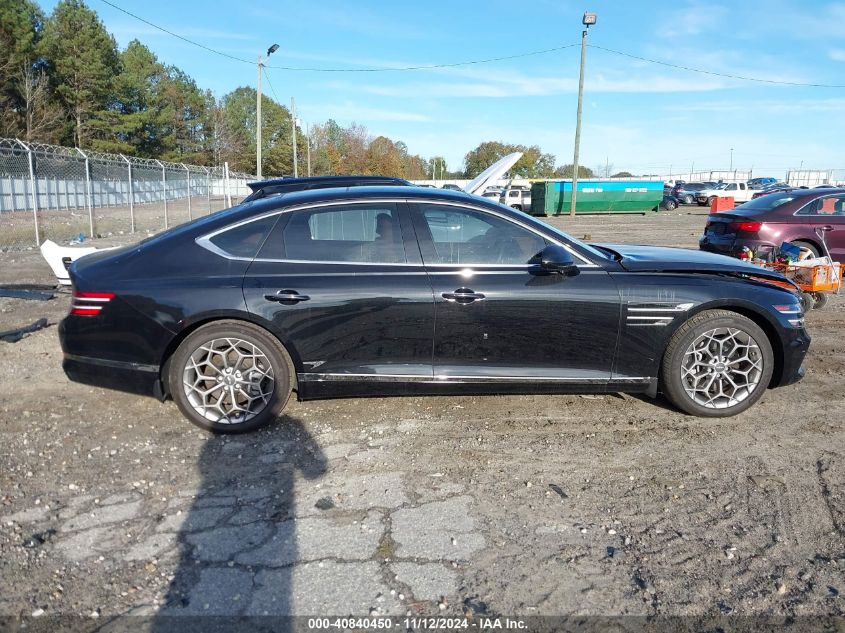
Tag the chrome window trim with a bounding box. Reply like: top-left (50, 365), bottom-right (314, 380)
top-left (196, 197), bottom-right (601, 268)
top-left (298, 372), bottom-right (649, 384)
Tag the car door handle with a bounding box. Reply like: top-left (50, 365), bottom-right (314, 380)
top-left (442, 288), bottom-right (486, 304)
top-left (264, 290), bottom-right (310, 303)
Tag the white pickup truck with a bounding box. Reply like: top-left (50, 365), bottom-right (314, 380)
top-left (695, 182), bottom-right (754, 206)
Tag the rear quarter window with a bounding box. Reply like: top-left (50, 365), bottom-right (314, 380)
top-left (207, 215), bottom-right (278, 258)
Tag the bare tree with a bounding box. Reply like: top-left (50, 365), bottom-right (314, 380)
top-left (18, 63), bottom-right (62, 142)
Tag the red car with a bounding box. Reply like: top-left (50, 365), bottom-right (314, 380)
top-left (699, 188), bottom-right (845, 262)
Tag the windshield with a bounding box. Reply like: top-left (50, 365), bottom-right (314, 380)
top-left (734, 192), bottom-right (798, 212)
top-left (713, 183), bottom-right (729, 190)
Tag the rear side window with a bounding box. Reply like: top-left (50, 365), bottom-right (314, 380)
top-left (208, 215), bottom-right (278, 258)
top-left (796, 194), bottom-right (845, 216)
top-left (281, 203), bottom-right (406, 263)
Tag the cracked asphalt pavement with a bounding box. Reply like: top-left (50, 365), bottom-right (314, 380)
top-left (1, 209), bottom-right (844, 625)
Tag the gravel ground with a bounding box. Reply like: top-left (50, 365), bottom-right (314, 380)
top-left (1, 207), bottom-right (843, 627)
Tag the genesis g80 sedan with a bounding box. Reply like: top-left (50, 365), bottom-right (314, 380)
top-left (59, 186), bottom-right (810, 433)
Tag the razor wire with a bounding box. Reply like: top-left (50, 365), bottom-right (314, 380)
top-left (0, 137), bottom-right (255, 250)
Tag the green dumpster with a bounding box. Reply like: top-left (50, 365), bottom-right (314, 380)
top-left (530, 180), bottom-right (663, 216)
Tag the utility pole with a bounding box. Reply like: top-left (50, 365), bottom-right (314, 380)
top-left (570, 12), bottom-right (597, 217)
top-left (256, 55), bottom-right (262, 179)
top-left (291, 97), bottom-right (298, 178)
top-left (306, 122), bottom-right (312, 177)
top-left (256, 44), bottom-right (279, 180)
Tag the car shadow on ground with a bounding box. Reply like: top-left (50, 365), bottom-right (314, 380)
top-left (151, 415), bottom-right (327, 632)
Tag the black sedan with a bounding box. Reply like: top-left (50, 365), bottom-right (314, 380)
top-left (60, 186), bottom-right (810, 433)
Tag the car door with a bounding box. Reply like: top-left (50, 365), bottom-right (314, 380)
top-left (242, 200), bottom-right (435, 378)
top-left (794, 193), bottom-right (845, 261)
top-left (409, 201), bottom-right (621, 381)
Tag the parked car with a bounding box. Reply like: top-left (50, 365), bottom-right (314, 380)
top-left (499, 187), bottom-right (532, 212)
top-left (747, 177), bottom-right (779, 189)
top-left (441, 183), bottom-right (463, 191)
top-left (60, 185), bottom-right (809, 432)
top-left (660, 194), bottom-right (681, 211)
top-left (695, 182), bottom-right (755, 206)
top-left (750, 183), bottom-right (804, 200)
top-left (243, 175), bottom-right (411, 202)
top-left (699, 188), bottom-right (845, 262)
top-left (671, 182), bottom-right (708, 204)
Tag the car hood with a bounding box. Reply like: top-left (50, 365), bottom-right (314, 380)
top-left (595, 243), bottom-right (792, 283)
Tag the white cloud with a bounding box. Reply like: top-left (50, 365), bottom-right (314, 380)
top-left (830, 49), bottom-right (845, 62)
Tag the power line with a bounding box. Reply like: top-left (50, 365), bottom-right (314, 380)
top-left (97, 0), bottom-right (577, 71)
top-left (96, 0), bottom-right (845, 86)
top-left (588, 44), bottom-right (845, 89)
top-left (262, 66), bottom-right (281, 104)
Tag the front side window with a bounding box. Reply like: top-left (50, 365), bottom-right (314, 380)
top-left (282, 203), bottom-right (406, 263)
top-left (418, 204), bottom-right (547, 265)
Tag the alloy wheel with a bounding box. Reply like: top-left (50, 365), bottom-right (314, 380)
top-left (680, 327), bottom-right (764, 409)
top-left (182, 337), bottom-right (275, 424)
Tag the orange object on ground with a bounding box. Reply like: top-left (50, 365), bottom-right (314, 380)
top-left (710, 196), bottom-right (735, 213)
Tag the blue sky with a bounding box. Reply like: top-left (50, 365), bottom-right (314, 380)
top-left (37, 0), bottom-right (845, 177)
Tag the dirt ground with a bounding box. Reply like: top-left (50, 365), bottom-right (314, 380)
top-left (1, 207), bottom-right (844, 628)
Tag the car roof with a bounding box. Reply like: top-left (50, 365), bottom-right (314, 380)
top-left (244, 184), bottom-right (478, 213)
top-left (246, 175), bottom-right (411, 192)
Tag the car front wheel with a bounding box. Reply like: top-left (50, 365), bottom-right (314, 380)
top-left (660, 310), bottom-right (773, 417)
top-left (168, 320), bottom-right (292, 433)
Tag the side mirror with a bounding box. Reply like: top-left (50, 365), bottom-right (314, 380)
top-left (538, 243), bottom-right (579, 276)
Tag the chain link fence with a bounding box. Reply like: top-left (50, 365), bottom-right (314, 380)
top-left (0, 137), bottom-right (256, 250)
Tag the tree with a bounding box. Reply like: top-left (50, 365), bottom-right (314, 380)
top-left (40, 0), bottom-right (119, 148)
top-left (463, 141), bottom-right (557, 179)
top-left (0, 0), bottom-right (46, 137)
top-left (17, 63), bottom-right (62, 142)
top-left (217, 86), bottom-right (305, 176)
top-left (553, 164), bottom-right (595, 179)
top-left (612, 171), bottom-right (634, 178)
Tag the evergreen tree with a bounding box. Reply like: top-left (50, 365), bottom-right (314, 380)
top-left (40, 0), bottom-right (119, 148)
top-left (0, 0), bottom-right (45, 137)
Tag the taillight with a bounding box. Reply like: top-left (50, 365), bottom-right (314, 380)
top-left (71, 290), bottom-right (115, 316)
top-left (729, 220), bottom-right (762, 233)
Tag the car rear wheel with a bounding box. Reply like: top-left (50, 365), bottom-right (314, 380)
top-left (660, 310), bottom-right (773, 417)
top-left (663, 199), bottom-right (677, 211)
top-left (791, 240), bottom-right (820, 259)
top-left (168, 320), bottom-right (292, 433)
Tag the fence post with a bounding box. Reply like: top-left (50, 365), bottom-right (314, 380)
top-left (203, 166), bottom-right (211, 215)
top-left (224, 162), bottom-right (232, 208)
top-left (182, 163), bottom-right (192, 220)
top-left (155, 159), bottom-right (168, 229)
top-left (76, 148), bottom-right (94, 238)
top-left (16, 139), bottom-right (40, 245)
top-left (120, 154), bottom-right (135, 233)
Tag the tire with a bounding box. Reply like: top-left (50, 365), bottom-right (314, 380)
top-left (800, 292), bottom-right (816, 312)
top-left (682, 194), bottom-right (694, 205)
top-left (659, 310), bottom-right (774, 417)
top-left (811, 292), bottom-right (828, 310)
top-left (168, 320), bottom-right (292, 433)
top-left (791, 240), bottom-right (820, 259)
top-left (510, 204), bottom-right (522, 211)
top-left (697, 200), bottom-right (708, 207)
top-left (662, 200), bottom-right (677, 211)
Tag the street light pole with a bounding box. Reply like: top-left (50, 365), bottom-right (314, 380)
top-left (291, 97), bottom-right (298, 178)
top-left (729, 148), bottom-right (734, 172)
top-left (256, 43), bottom-right (279, 180)
top-left (570, 12), bottom-right (596, 217)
